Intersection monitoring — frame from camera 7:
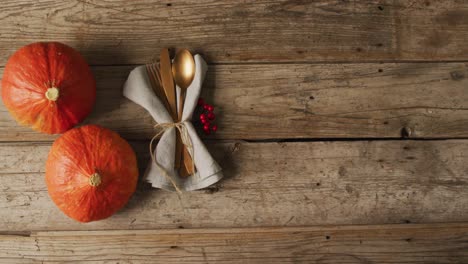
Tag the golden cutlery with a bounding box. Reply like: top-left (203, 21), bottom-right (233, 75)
top-left (172, 49), bottom-right (196, 176)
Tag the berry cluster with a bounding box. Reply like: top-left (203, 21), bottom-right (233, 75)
top-left (197, 98), bottom-right (218, 135)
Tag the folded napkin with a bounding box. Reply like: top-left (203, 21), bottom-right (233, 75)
top-left (123, 55), bottom-right (223, 191)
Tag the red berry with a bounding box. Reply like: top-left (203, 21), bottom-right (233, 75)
top-left (211, 125), bottom-right (218, 132)
top-left (203, 125), bottom-right (211, 135)
top-left (203, 104), bottom-right (210, 110)
top-left (200, 113), bottom-right (207, 120)
top-left (207, 105), bottom-right (214, 112)
top-left (197, 98), bottom-right (205, 106)
top-left (207, 112), bottom-right (215, 120)
top-left (201, 119), bottom-right (209, 125)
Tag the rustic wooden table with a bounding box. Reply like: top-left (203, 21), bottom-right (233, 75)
top-left (1, 0), bottom-right (468, 263)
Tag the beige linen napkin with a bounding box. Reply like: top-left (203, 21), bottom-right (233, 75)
top-left (123, 55), bottom-right (223, 191)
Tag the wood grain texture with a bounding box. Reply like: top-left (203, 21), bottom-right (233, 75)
top-left (1, 63), bottom-right (467, 141)
top-left (0, 0), bottom-right (468, 65)
top-left (0, 224), bottom-right (467, 263)
top-left (1, 140), bottom-right (467, 231)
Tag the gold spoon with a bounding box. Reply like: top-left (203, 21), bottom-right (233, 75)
top-left (172, 49), bottom-right (196, 176)
top-left (172, 49), bottom-right (196, 118)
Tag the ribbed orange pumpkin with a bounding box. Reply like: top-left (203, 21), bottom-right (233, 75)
top-left (46, 125), bottom-right (138, 222)
top-left (1, 42), bottom-right (95, 134)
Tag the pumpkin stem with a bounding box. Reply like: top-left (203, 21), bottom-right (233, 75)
top-left (89, 173), bottom-right (102, 187)
top-left (45, 87), bottom-right (59, 101)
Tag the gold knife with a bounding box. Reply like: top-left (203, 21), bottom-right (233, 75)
top-left (159, 48), bottom-right (182, 169)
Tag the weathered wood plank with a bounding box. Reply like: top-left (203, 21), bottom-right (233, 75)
top-left (1, 140), bottom-right (467, 231)
top-left (0, 224), bottom-right (467, 263)
top-left (0, 0), bottom-right (468, 65)
top-left (1, 63), bottom-right (467, 141)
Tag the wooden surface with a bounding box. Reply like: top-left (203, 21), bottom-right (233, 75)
top-left (1, 0), bottom-right (468, 263)
top-left (1, 140), bottom-right (468, 231)
top-left (1, 1), bottom-right (468, 64)
top-left (1, 63), bottom-right (467, 141)
top-left (1, 224), bottom-right (468, 263)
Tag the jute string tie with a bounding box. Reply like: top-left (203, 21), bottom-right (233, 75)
top-left (149, 122), bottom-right (195, 193)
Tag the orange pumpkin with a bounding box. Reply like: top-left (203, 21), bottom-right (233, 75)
top-left (46, 125), bottom-right (138, 222)
top-left (1, 42), bottom-right (96, 134)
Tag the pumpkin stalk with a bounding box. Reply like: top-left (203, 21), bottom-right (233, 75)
top-left (45, 87), bottom-right (59, 101)
top-left (89, 173), bottom-right (102, 187)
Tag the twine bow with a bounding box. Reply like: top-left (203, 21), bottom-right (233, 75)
top-left (149, 122), bottom-right (195, 193)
